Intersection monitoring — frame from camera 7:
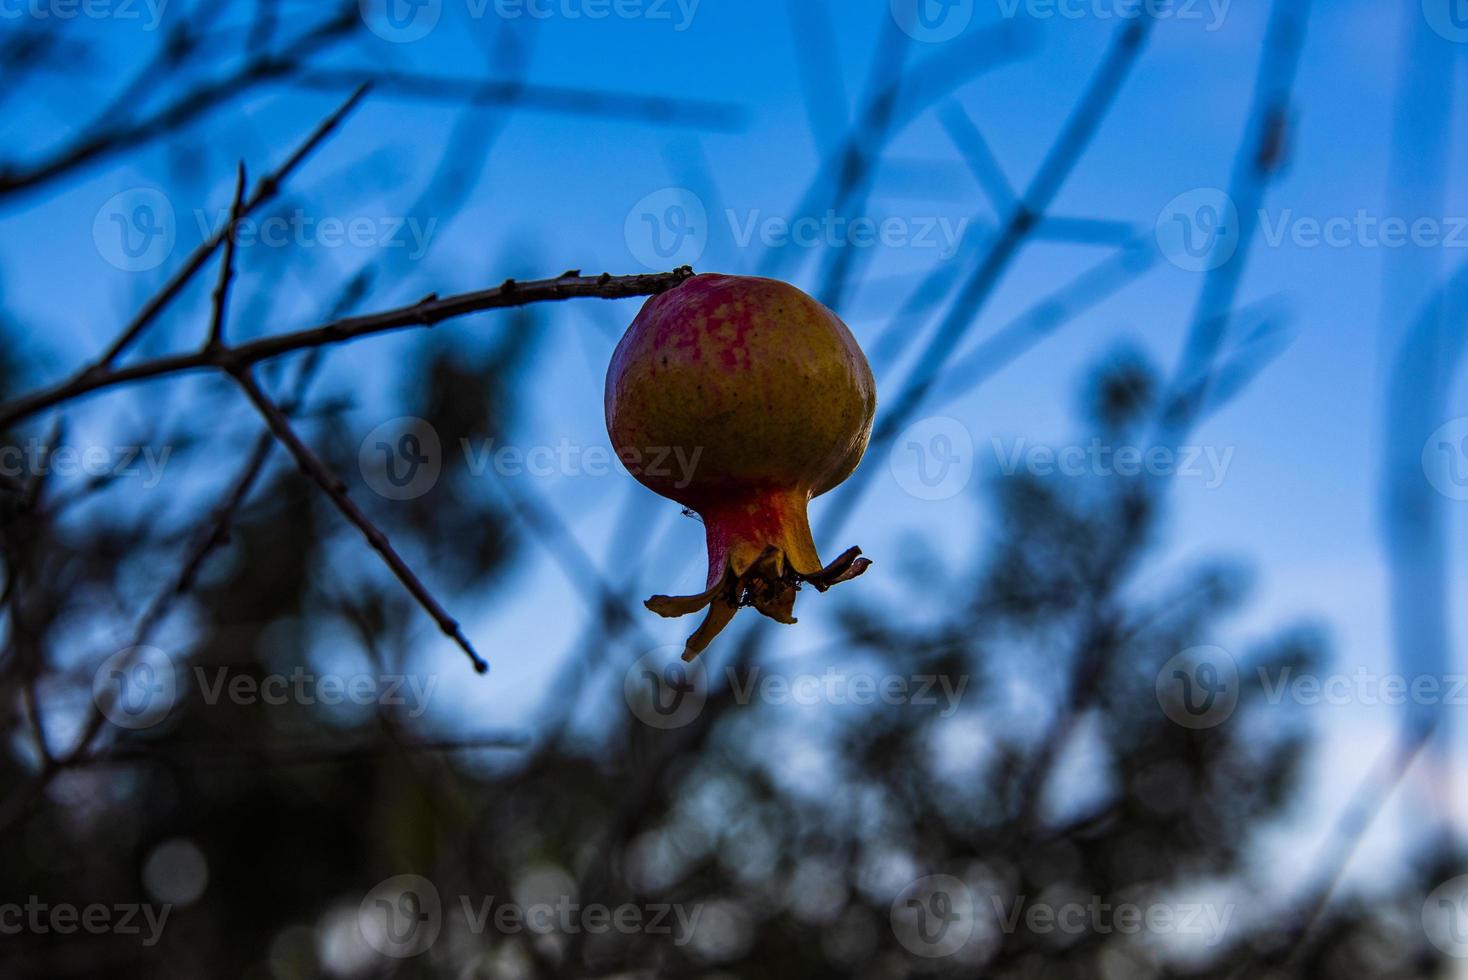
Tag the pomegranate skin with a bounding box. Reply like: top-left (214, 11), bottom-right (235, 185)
top-left (605, 274), bottom-right (876, 661)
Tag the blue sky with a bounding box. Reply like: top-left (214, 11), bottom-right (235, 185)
top-left (3, 0), bottom-right (1468, 892)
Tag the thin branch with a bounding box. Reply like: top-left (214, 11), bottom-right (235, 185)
top-left (974, 14), bottom-right (1315, 967)
top-left (229, 365), bottom-right (490, 674)
top-left (1231, 723), bottom-right (1434, 977)
top-left (247, 0), bottom-right (282, 54)
top-left (930, 237), bottom-right (1157, 406)
top-left (1180, 312), bottom-right (1293, 421)
top-left (2, 420), bottom-right (64, 765)
top-left (757, 20), bottom-right (1034, 281)
top-left (0, 354), bottom-right (328, 838)
top-left (786, 0), bottom-right (849, 152)
top-left (75, 356), bottom-right (326, 746)
top-left (490, 476), bottom-right (651, 642)
top-left (58, 279), bottom-right (367, 765)
top-left (66, 733), bottom-right (531, 769)
top-left (98, 83), bottom-right (371, 367)
top-left (86, 3), bottom-right (234, 137)
top-left (207, 163), bottom-right (249, 350)
top-left (863, 254), bottom-right (969, 371)
top-left (0, 267), bottom-right (695, 430)
top-left (810, 14), bottom-right (911, 310)
top-left (880, 17), bottom-right (1153, 434)
top-left (1156, 0), bottom-right (1312, 444)
top-left (1375, 0), bottom-right (1464, 846)
top-left (939, 101), bottom-right (1017, 214)
top-left (818, 15), bottom-right (1155, 542)
top-left (287, 69), bottom-right (748, 131)
top-left (0, 6), bottom-right (363, 200)
top-left (529, 491), bottom-right (661, 756)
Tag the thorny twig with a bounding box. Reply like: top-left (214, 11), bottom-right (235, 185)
top-left (230, 365), bottom-right (491, 674)
top-left (207, 162), bottom-right (249, 351)
top-left (0, 267), bottom-right (696, 430)
top-left (97, 83), bottom-right (372, 368)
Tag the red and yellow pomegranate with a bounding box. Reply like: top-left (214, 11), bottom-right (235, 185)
top-left (605, 273), bottom-right (877, 661)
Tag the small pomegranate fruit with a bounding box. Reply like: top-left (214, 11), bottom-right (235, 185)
top-left (605, 273), bottom-right (877, 661)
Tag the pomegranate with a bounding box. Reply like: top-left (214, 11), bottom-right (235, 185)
top-left (605, 273), bottom-right (877, 662)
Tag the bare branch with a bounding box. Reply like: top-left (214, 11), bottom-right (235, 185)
top-left (1157, 0), bottom-right (1312, 443)
top-left (229, 365), bottom-right (490, 675)
top-left (0, 6), bottom-right (363, 201)
top-left (207, 162), bottom-right (249, 350)
top-left (930, 237), bottom-right (1157, 406)
top-left (785, 0), bottom-right (849, 152)
top-left (0, 355), bottom-right (326, 837)
top-left (939, 101), bottom-right (1017, 215)
top-left (70, 359), bottom-right (322, 756)
top-left (286, 69), bottom-right (748, 131)
top-left (818, 15), bottom-right (1156, 542)
top-left (98, 83), bottom-right (371, 368)
top-left (0, 267), bottom-right (694, 430)
top-left (491, 476), bottom-right (650, 641)
top-left (758, 21), bottom-right (1034, 282)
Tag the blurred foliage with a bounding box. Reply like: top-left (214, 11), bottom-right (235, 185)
top-left (1, 344), bottom-right (1457, 979)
